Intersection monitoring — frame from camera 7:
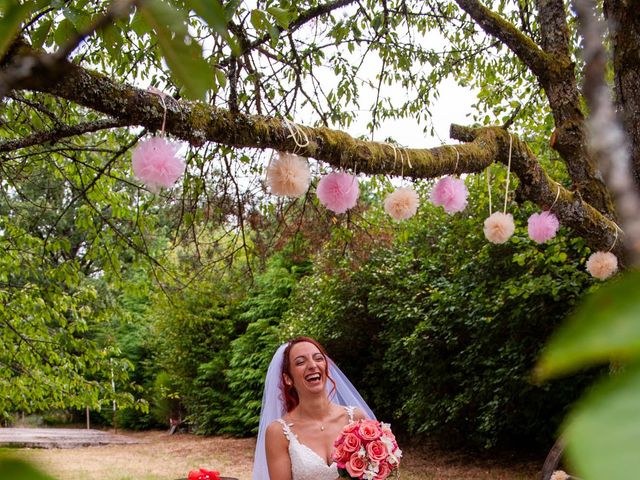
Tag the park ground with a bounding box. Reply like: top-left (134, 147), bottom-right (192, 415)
top-left (3, 430), bottom-right (543, 480)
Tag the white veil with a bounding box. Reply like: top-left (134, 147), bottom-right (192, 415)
top-left (251, 342), bottom-right (375, 480)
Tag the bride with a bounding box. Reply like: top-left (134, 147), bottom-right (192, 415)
top-left (252, 337), bottom-right (375, 480)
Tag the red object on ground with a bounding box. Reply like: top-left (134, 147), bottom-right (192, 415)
top-left (187, 468), bottom-right (221, 480)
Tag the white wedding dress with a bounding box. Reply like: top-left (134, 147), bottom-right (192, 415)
top-left (276, 406), bottom-right (355, 480)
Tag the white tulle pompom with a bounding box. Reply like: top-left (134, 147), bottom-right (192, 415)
top-left (384, 187), bottom-right (420, 220)
top-left (586, 251), bottom-right (618, 280)
top-left (483, 212), bottom-right (515, 244)
top-left (266, 151), bottom-right (311, 197)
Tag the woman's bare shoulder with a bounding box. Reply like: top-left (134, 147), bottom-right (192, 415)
top-left (266, 419), bottom-right (288, 448)
top-left (266, 419), bottom-right (285, 435)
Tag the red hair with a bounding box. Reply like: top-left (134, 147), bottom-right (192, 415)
top-left (281, 336), bottom-right (337, 412)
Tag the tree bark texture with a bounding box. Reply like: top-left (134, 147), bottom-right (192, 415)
top-left (604, 0), bottom-right (640, 186)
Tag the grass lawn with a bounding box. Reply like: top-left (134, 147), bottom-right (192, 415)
top-left (3, 430), bottom-right (543, 480)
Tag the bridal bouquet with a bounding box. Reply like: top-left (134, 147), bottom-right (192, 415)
top-left (332, 419), bottom-right (402, 480)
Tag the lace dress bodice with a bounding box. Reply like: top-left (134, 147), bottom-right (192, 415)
top-left (277, 406), bottom-right (355, 480)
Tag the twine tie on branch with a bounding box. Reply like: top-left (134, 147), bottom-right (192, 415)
top-left (283, 118), bottom-right (309, 154)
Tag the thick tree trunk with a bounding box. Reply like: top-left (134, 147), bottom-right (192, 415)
top-left (605, 0), bottom-right (640, 186)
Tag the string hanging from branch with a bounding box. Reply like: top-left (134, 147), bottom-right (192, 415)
top-left (384, 145), bottom-right (420, 221)
top-left (586, 225), bottom-right (621, 280)
top-left (484, 134), bottom-right (515, 244)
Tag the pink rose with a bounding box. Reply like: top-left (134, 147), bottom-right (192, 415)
top-left (346, 453), bottom-right (367, 478)
top-left (358, 420), bottom-right (382, 441)
top-left (375, 461), bottom-right (392, 480)
top-left (366, 440), bottom-right (387, 463)
top-left (342, 421), bottom-right (359, 434)
top-left (332, 444), bottom-right (350, 467)
top-left (342, 432), bottom-right (361, 453)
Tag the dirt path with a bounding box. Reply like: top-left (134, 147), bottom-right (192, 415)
top-left (3, 430), bottom-right (543, 480)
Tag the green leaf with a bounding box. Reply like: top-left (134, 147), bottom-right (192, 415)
top-left (564, 361), bottom-right (640, 479)
top-left (186, 0), bottom-right (227, 36)
top-left (267, 6), bottom-right (292, 29)
top-left (130, 8), bottom-right (151, 36)
top-left (536, 272), bottom-right (640, 380)
top-left (30, 17), bottom-right (52, 49)
top-left (139, 0), bottom-right (215, 100)
top-left (186, 0), bottom-right (240, 55)
top-left (0, 1), bottom-right (36, 58)
top-left (223, 0), bottom-right (241, 21)
top-left (101, 24), bottom-right (123, 59)
top-left (250, 9), bottom-right (267, 32)
top-left (53, 17), bottom-right (77, 47)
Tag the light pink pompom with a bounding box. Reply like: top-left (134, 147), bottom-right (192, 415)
top-left (483, 212), bottom-right (515, 244)
top-left (384, 187), bottom-right (420, 220)
top-left (586, 251), bottom-right (618, 280)
top-left (527, 211), bottom-right (560, 243)
top-left (132, 137), bottom-right (185, 190)
top-left (430, 176), bottom-right (468, 213)
top-left (266, 152), bottom-right (310, 197)
top-left (316, 172), bottom-right (359, 214)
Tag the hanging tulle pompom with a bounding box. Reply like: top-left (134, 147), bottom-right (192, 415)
top-left (384, 187), bottom-right (419, 220)
top-left (316, 171), bottom-right (359, 214)
top-left (266, 152), bottom-right (310, 197)
top-left (586, 251), bottom-right (618, 280)
top-left (430, 176), bottom-right (468, 213)
top-left (527, 211), bottom-right (560, 243)
top-left (483, 212), bottom-right (515, 244)
top-left (132, 137), bottom-right (185, 191)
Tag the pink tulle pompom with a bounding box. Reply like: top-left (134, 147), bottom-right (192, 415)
top-left (586, 251), bottom-right (618, 280)
top-left (316, 172), bottom-right (359, 214)
top-left (132, 137), bottom-right (185, 190)
top-left (527, 211), bottom-right (560, 243)
top-left (430, 176), bottom-right (468, 213)
top-left (483, 212), bottom-right (515, 244)
top-left (384, 187), bottom-right (420, 220)
top-left (266, 152), bottom-right (310, 197)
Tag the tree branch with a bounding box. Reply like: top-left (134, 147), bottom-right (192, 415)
top-left (5, 40), bottom-right (621, 256)
top-left (0, 118), bottom-right (127, 153)
top-left (453, 0), bottom-right (553, 82)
